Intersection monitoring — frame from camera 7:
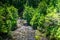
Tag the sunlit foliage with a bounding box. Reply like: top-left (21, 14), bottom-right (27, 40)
top-left (0, 6), bottom-right (18, 33)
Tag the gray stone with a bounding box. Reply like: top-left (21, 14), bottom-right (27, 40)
top-left (11, 18), bottom-right (35, 40)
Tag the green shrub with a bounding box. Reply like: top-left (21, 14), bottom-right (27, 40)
top-left (30, 11), bottom-right (45, 29)
top-left (30, 12), bottom-right (40, 29)
top-left (22, 0), bottom-right (59, 40)
top-left (30, 13), bottom-right (40, 26)
top-left (0, 6), bottom-right (18, 33)
top-left (44, 9), bottom-right (59, 40)
top-left (23, 6), bottom-right (35, 23)
top-left (37, 1), bottom-right (47, 15)
top-left (55, 28), bottom-right (60, 40)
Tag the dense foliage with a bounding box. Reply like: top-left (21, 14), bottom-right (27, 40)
top-left (0, 0), bottom-right (60, 40)
top-left (0, 5), bottom-right (18, 33)
top-left (22, 0), bottom-right (60, 40)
